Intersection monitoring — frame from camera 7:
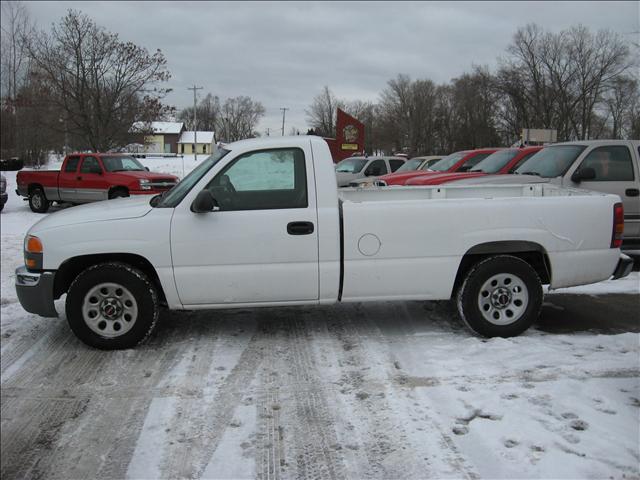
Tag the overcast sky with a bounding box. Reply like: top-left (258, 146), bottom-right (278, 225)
top-left (25, 1), bottom-right (640, 136)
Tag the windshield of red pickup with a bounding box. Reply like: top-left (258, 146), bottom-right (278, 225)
top-left (429, 152), bottom-right (467, 172)
top-left (515, 145), bottom-right (586, 178)
top-left (472, 150), bottom-right (518, 173)
top-left (102, 156), bottom-right (146, 172)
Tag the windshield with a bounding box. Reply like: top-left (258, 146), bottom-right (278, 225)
top-left (429, 152), bottom-right (467, 172)
top-left (101, 155), bottom-right (146, 172)
top-left (395, 159), bottom-right (423, 172)
top-left (515, 145), bottom-right (586, 178)
top-left (155, 147), bottom-right (230, 208)
top-left (472, 150), bottom-right (518, 174)
top-left (336, 158), bottom-right (367, 173)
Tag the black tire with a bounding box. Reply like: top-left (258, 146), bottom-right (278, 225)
top-left (29, 187), bottom-right (50, 213)
top-left (65, 262), bottom-right (159, 349)
top-left (456, 255), bottom-right (543, 338)
top-left (109, 188), bottom-right (129, 199)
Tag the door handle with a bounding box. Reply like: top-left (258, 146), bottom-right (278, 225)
top-left (626, 188), bottom-right (639, 197)
top-left (77, 176), bottom-right (82, 181)
top-left (287, 221), bottom-right (314, 235)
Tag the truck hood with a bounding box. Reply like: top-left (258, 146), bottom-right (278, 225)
top-left (405, 171), bottom-right (487, 185)
top-left (449, 174), bottom-right (553, 186)
top-left (30, 195), bottom-right (154, 233)
top-left (336, 172), bottom-right (361, 187)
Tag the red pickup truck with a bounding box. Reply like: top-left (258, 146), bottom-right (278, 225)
top-left (405, 146), bottom-right (544, 186)
top-left (16, 153), bottom-right (179, 213)
top-left (374, 148), bottom-right (500, 186)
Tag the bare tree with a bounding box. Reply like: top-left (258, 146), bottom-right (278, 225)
top-left (305, 86), bottom-right (343, 137)
top-left (216, 96), bottom-right (265, 142)
top-left (0, 0), bottom-right (34, 158)
top-left (25, 10), bottom-right (172, 152)
top-left (179, 93), bottom-right (221, 131)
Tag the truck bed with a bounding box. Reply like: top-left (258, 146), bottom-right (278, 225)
top-left (338, 183), bottom-right (620, 301)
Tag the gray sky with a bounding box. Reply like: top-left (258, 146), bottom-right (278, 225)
top-left (25, 1), bottom-right (640, 136)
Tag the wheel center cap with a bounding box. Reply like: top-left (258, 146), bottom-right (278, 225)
top-left (491, 287), bottom-right (512, 309)
top-left (100, 298), bottom-right (123, 320)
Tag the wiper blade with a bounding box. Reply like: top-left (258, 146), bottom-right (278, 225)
top-left (520, 171), bottom-right (540, 176)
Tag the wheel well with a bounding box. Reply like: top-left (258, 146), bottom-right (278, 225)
top-left (109, 186), bottom-right (129, 196)
top-left (53, 253), bottom-right (167, 305)
top-left (452, 241), bottom-right (552, 297)
top-left (28, 183), bottom-right (44, 194)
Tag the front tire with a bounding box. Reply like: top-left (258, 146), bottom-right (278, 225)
top-left (66, 262), bottom-right (159, 349)
top-left (29, 187), bottom-right (50, 213)
top-left (456, 255), bottom-right (542, 337)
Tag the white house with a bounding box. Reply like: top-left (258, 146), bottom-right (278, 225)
top-left (177, 131), bottom-right (216, 155)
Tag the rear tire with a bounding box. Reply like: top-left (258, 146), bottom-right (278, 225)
top-left (66, 262), bottom-right (159, 349)
top-left (456, 255), bottom-right (542, 337)
top-left (29, 187), bottom-right (50, 213)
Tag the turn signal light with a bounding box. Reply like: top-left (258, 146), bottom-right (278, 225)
top-left (26, 236), bottom-right (43, 253)
top-left (611, 203), bottom-right (624, 248)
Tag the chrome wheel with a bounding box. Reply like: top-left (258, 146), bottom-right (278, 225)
top-left (477, 273), bottom-right (529, 326)
top-left (32, 193), bottom-right (42, 209)
top-left (82, 282), bottom-right (138, 337)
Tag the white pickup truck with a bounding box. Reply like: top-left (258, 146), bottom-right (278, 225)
top-left (15, 136), bottom-right (633, 349)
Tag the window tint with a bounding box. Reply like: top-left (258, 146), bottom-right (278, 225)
top-left (80, 156), bottom-right (102, 174)
top-left (471, 150), bottom-right (518, 173)
top-left (510, 151), bottom-right (539, 172)
top-left (365, 159), bottom-right (388, 176)
top-left (206, 148), bottom-right (307, 211)
top-left (389, 159), bottom-right (405, 172)
top-left (515, 145), bottom-right (586, 178)
top-left (462, 153), bottom-right (491, 169)
top-left (579, 146), bottom-right (635, 181)
top-left (64, 157), bottom-right (80, 173)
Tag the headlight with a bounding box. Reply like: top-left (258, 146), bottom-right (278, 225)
top-left (24, 235), bottom-right (43, 270)
top-left (139, 179), bottom-right (152, 190)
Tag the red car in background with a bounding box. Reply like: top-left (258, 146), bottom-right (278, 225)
top-left (405, 146), bottom-right (543, 186)
top-left (375, 148), bottom-right (500, 186)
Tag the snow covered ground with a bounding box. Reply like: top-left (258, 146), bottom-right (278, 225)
top-left (1, 161), bottom-right (639, 479)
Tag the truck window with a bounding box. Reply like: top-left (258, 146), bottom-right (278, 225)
top-left (206, 147), bottom-right (307, 211)
top-left (80, 156), bottom-right (102, 174)
top-left (365, 159), bottom-right (387, 176)
top-left (462, 153), bottom-right (491, 169)
top-left (578, 146), bottom-right (635, 181)
top-left (64, 157), bottom-right (81, 173)
top-left (389, 159), bottom-right (405, 172)
top-left (515, 145), bottom-right (586, 178)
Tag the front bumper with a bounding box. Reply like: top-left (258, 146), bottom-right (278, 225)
top-left (15, 266), bottom-right (58, 317)
top-left (612, 253), bottom-right (634, 280)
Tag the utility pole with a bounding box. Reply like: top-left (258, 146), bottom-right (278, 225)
top-left (188, 84), bottom-right (203, 160)
top-left (266, 127), bottom-right (270, 136)
top-left (280, 107), bottom-right (289, 136)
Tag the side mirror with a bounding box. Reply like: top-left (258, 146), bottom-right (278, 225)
top-left (144, 166), bottom-right (150, 172)
top-left (571, 167), bottom-right (596, 183)
top-left (190, 190), bottom-right (220, 213)
top-left (365, 167), bottom-right (380, 176)
top-left (458, 165), bottom-right (471, 172)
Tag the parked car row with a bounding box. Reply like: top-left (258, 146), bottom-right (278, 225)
top-left (346, 140), bottom-right (640, 254)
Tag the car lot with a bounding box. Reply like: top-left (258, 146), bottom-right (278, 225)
top-left (1, 167), bottom-right (639, 479)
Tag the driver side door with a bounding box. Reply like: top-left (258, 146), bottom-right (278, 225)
top-left (170, 146), bottom-right (320, 306)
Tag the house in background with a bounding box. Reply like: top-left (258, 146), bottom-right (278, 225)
top-left (177, 131), bottom-right (216, 155)
top-left (130, 121), bottom-right (186, 154)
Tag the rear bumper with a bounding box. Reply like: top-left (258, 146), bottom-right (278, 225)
top-left (612, 254), bottom-right (634, 280)
top-left (15, 266), bottom-right (58, 317)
